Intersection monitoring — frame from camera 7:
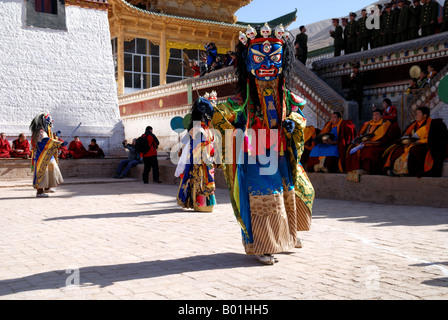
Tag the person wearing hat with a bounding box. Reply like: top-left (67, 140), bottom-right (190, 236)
top-left (330, 18), bottom-right (344, 56)
top-left (371, 5), bottom-right (383, 49)
top-left (356, 9), bottom-right (371, 51)
top-left (391, 1), bottom-right (401, 43)
top-left (381, 3), bottom-right (395, 46)
top-left (346, 12), bottom-right (358, 54)
top-left (396, 0), bottom-right (410, 43)
top-left (346, 61), bottom-right (364, 119)
top-left (408, 0), bottom-right (422, 40)
top-left (420, 0), bottom-right (438, 37)
top-left (441, 0), bottom-right (448, 32)
top-left (341, 18), bottom-right (349, 54)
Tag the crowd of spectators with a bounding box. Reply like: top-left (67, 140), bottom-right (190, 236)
top-left (329, 0), bottom-right (448, 57)
top-left (0, 132), bottom-right (106, 160)
top-left (301, 102), bottom-right (448, 178)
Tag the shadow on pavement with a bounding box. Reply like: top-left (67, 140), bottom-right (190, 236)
top-left (312, 199), bottom-right (448, 230)
top-left (43, 207), bottom-right (185, 221)
top-left (421, 278), bottom-right (448, 288)
top-left (0, 252), bottom-right (258, 297)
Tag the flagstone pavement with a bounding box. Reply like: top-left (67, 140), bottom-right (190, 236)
top-left (0, 179), bottom-right (447, 300)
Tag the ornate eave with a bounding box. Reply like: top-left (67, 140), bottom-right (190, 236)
top-left (237, 8), bottom-right (298, 29)
top-left (122, 0), bottom-right (252, 24)
top-left (109, 0), bottom-right (246, 46)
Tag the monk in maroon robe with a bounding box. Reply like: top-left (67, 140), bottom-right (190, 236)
top-left (68, 136), bottom-right (89, 159)
top-left (87, 139), bottom-right (105, 158)
top-left (10, 133), bottom-right (32, 159)
top-left (0, 132), bottom-right (11, 158)
top-left (384, 107), bottom-right (448, 177)
top-left (53, 133), bottom-right (70, 159)
top-left (346, 109), bottom-right (401, 175)
top-left (307, 112), bottom-right (357, 173)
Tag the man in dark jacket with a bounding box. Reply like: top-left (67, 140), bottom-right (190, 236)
top-left (356, 9), bottom-right (371, 51)
top-left (330, 18), bottom-right (344, 56)
top-left (114, 139), bottom-right (142, 179)
top-left (420, 0), bottom-right (439, 37)
top-left (346, 62), bottom-right (365, 119)
top-left (408, 0), bottom-right (422, 40)
top-left (381, 4), bottom-right (395, 46)
top-left (371, 5), bottom-right (383, 49)
top-left (295, 26), bottom-right (308, 64)
top-left (342, 18), bottom-right (349, 53)
top-left (141, 126), bottom-right (161, 184)
top-left (396, 0), bottom-right (410, 42)
top-left (441, 0), bottom-right (448, 32)
top-left (346, 12), bottom-right (358, 54)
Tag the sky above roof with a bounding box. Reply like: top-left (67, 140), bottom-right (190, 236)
top-left (235, 0), bottom-right (382, 30)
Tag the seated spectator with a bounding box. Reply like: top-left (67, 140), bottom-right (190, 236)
top-left (190, 60), bottom-right (201, 77)
top-left (224, 51), bottom-right (236, 67)
top-left (307, 112), bottom-right (356, 173)
top-left (346, 109), bottom-right (402, 175)
top-left (209, 57), bottom-right (223, 72)
top-left (114, 139), bottom-right (142, 179)
top-left (69, 136), bottom-right (94, 159)
top-left (406, 78), bottom-right (419, 94)
top-left (417, 70), bottom-right (429, 88)
top-left (427, 64), bottom-right (438, 84)
top-left (88, 138), bottom-right (105, 158)
top-left (300, 126), bottom-right (319, 168)
top-left (199, 55), bottom-right (208, 77)
top-left (383, 106), bottom-right (448, 177)
top-left (0, 132), bottom-right (11, 158)
top-left (381, 99), bottom-right (398, 123)
top-left (10, 133), bottom-right (31, 159)
top-left (53, 132), bottom-right (70, 159)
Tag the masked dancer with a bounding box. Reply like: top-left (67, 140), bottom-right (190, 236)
top-left (211, 24), bottom-right (315, 265)
top-left (175, 92), bottom-right (217, 212)
top-left (30, 113), bottom-right (64, 198)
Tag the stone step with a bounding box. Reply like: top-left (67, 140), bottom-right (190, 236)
top-left (0, 153), bottom-right (170, 181)
top-left (2, 158), bottom-right (448, 208)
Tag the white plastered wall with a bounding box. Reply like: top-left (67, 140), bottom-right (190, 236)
top-left (0, 1), bottom-right (125, 155)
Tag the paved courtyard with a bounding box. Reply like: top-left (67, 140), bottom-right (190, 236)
top-left (0, 180), bottom-right (447, 300)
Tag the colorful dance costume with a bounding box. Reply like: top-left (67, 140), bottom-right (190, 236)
top-left (211, 24), bottom-right (315, 261)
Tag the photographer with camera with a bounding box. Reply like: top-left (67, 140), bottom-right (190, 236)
top-left (204, 42), bottom-right (217, 68)
top-left (114, 139), bottom-right (142, 179)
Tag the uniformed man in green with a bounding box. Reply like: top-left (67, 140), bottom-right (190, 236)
top-left (381, 4), bottom-right (395, 46)
top-left (371, 5), bottom-right (383, 49)
top-left (420, 0), bottom-right (439, 37)
top-left (396, 0), bottom-right (410, 42)
top-left (356, 9), bottom-right (371, 51)
top-left (441, 0), bottom-right (448, 32)
top-left (408, 0), bottom-right (422, 40)
top-left (391, 1), bottom-right (401, 43)
top-left (346, 12), bottom-right (358, 54)
top-left (341, 18), bottom-right (349, 54)
top-left (330, 18), bottom-right (344, 57)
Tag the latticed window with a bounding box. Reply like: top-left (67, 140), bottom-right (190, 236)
top-left (123, 38), bottom-right (160, 93)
